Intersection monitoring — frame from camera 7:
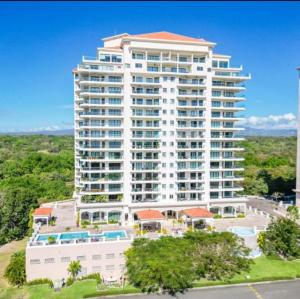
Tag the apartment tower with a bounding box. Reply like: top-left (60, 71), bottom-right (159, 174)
top-left (295, 68), bottom-right (300, 207)
top-left (73, 32), bottom-right (250, 224)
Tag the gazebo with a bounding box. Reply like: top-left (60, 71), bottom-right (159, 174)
top-left (135, 210), bottom-right (165, 231)
top-left (33, 207), bottom-right (53, 226)
top-left (181, 208), bottom-right (213, 229)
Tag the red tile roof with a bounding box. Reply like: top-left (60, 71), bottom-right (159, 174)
top-left (132, 31), bottom-right (205, 43)
top-left (136, 210), bottom-right (165, 220)
top-left (182, 208), bottom-right (213, 218)
top-left (33, 207), bottom-right (53, 217)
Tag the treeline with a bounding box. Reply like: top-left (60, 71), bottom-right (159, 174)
top-left (241, 136), bottom-right (296, 196)
top-left (0, 135), bottom-right (296, 245)
top-left (0, 135), bottom-right (74, 244)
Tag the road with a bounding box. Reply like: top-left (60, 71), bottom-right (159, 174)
top-left (246, 197), bottom-right (287, 218)
top-left (103, 280), bottom-right (300, 299)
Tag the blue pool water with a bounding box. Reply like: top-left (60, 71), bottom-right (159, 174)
top-left (37, 234), bottom-right (58, 241)
top-left (228, 226), bottom-right (256, 237)
top-left (60, 232), bottom-right (89, 240)
top-left (36, 230), bottom-right (127, 242)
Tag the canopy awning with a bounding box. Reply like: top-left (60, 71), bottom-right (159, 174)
top-left (33, 207), bottom-right (53, 217)
top-left (135, 210), bottom-right (165, 221)
top-left (181, 208), bottom-right (213, 219)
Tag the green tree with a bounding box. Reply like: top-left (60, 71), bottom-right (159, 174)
top-left (125, 237), bottom-right (195, 294)
top-left (287, 206), bottom-right (299, 221)
top-left (258, 217), bottom-right (300, 259)
top-left (68, 261), bottom-right (82, 280)
top-left (0, 187), bottom-right (38, 245)
top-left (184, 231), bottom-right (252, 280)
top-left (4, 250), bottom-right (26, 286)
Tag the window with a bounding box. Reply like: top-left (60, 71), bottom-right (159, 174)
top-left (170, 99), bottom-right (175, 104)
top-left (105, 253), bottom-right (115, 259)
top-left (163, 98), bottom-right (167, 103)
top-left (77, 256), bottom-right (86, 261)
top-left (197, 66), bottom-right (203, 71)
top-left (106, 265), bottom-right (115, 270)
top-left (45, 258), bottom-right (55, 264)
top-left (92, 255), bottom-right (101, 260)
top-left (163, 88), bottom-right (167, 93)
top-left (119, 264), bottom-right (125, 269)
top-left (30, 259), bottom-right (40, 265)
top-left (219, 61), bottom-right (229, 68)
top-left (135, 63), bottom-right (142, 68)
top-left (212, 60), bottom-right (218, 67)
top-left (100, 54), bottom-right (110, 62)
top-left (163, 76), bottom-right (168, 81)
top-left (163, 110), bottom-right (167, 114)
top-left (170, 88), bottom-right (175, 93)
top-left (61, 257), bottom-right (70, 263)
top-left (119, 253), bottom-right (124, 257)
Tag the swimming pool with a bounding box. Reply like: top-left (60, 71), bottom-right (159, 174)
top-left (228, 226), bottom-right (256, 237)
top-left (36, 230), bottom-right (127, 242)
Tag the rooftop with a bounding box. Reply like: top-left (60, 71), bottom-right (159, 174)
top-left (33, 207), bottom-right (53, 217)
top-left (135, 210), bottom-right (165, 221)
top-left (182, 208), bottom-right (213, 218)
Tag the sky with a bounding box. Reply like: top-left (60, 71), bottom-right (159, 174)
top-left (0, 1), bottom-right (300, 132)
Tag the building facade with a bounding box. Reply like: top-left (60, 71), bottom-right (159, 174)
top-left (73, 32), bottom-right (250, 224)
top-left (295, 68), bottom-right (300, 207)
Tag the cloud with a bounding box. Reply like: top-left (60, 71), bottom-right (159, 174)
top-left (0, 122), bottom-right (74, 133)
top-left (239, 113), bottom-right (298, 130)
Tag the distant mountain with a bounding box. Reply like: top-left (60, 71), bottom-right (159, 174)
top-left (0, 127), bottom-right (297, 137)
top-left (0, 129), bottom-right (74, 136)
top-left (241, 127), bottom-right (297, 137)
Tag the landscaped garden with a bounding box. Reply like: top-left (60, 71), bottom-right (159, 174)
top-left (1, 255), bottom-right (300, 299)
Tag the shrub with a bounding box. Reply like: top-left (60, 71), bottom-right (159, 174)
top-left (4, 250), bottom-right (26, 286)
top-left (237, 213), bottom-right (245, 218)
top-left (80, 273), bottom-right (101, 284)
top-left (47, 236), bottom-right (56, 244)
top-left (81, 220), bottom-right (90, 226)
top-left (83, 287), bottom-right (141, 298)
top-left (66, 277), bottom-right (75, 286)
top-left (213, 214), bottom-right (222, 219)
top-left (108, 219), bottom-right (119, 224)
top-left (65, 227), bottom-right (71, 231)
top-left (27, 278), bottom-right (53, 288)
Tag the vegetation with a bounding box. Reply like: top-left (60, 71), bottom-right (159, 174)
top-left (4, 250), bottom-right (26, 286)
top-left (1, 256), bottom-right (300, 299)
top-left (241, 136), bottom-right (296, 196)
top-left (68, 261), bottom-right (82, 280)
top-left (0, 135), bottom-right (74, 245)
top-left (258, 217), bottom-right (300, 259)
top-left (125, 231), bottom-right (252, 294)
top-left (26, 278), bottom-right (54, 288)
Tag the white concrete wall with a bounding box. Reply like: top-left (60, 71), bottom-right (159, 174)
top-left (26, 239), bottom-right (131, 282)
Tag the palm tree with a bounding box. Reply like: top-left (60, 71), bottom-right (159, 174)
top-left (68, 261), bottom-right (81, 280)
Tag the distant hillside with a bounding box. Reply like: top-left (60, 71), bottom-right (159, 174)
top-left (0, 127), bottom-right (297, 137)
top-left (0, 129), bottom-right (74, 136)
top-left (241, 127), bottom-right (297, 137)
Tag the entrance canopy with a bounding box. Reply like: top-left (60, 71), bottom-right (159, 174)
top-left (136, 210), bottom-right (165, 221)
top-left (33, 207), bottom-right (53, 226)
top-left (181, 208), bottom-right (213, 219)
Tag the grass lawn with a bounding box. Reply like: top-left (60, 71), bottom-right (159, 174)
top-left (1, 255), bottom-right (300, 299)
top-left (0, 238), bottom-right (27, 289)
top-left (194, 255), bottom-right (300, 287)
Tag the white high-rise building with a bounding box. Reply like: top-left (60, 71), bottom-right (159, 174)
top-left (73, 32), bottom-right (250, 224)
top-left (295, 68), bottom-right (300, 207)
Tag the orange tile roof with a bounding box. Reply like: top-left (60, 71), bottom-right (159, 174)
top-left (182, 208), bottom-right (213, 218)
top-left (136, 210), bottom-right (165, 220)
top-left (132, 31), bottom-right (205, 43)
top-left (33, 207), bottom-right (53, 216)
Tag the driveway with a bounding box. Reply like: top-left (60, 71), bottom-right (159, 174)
top-left (103, 280), bottom-right (300, 299)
